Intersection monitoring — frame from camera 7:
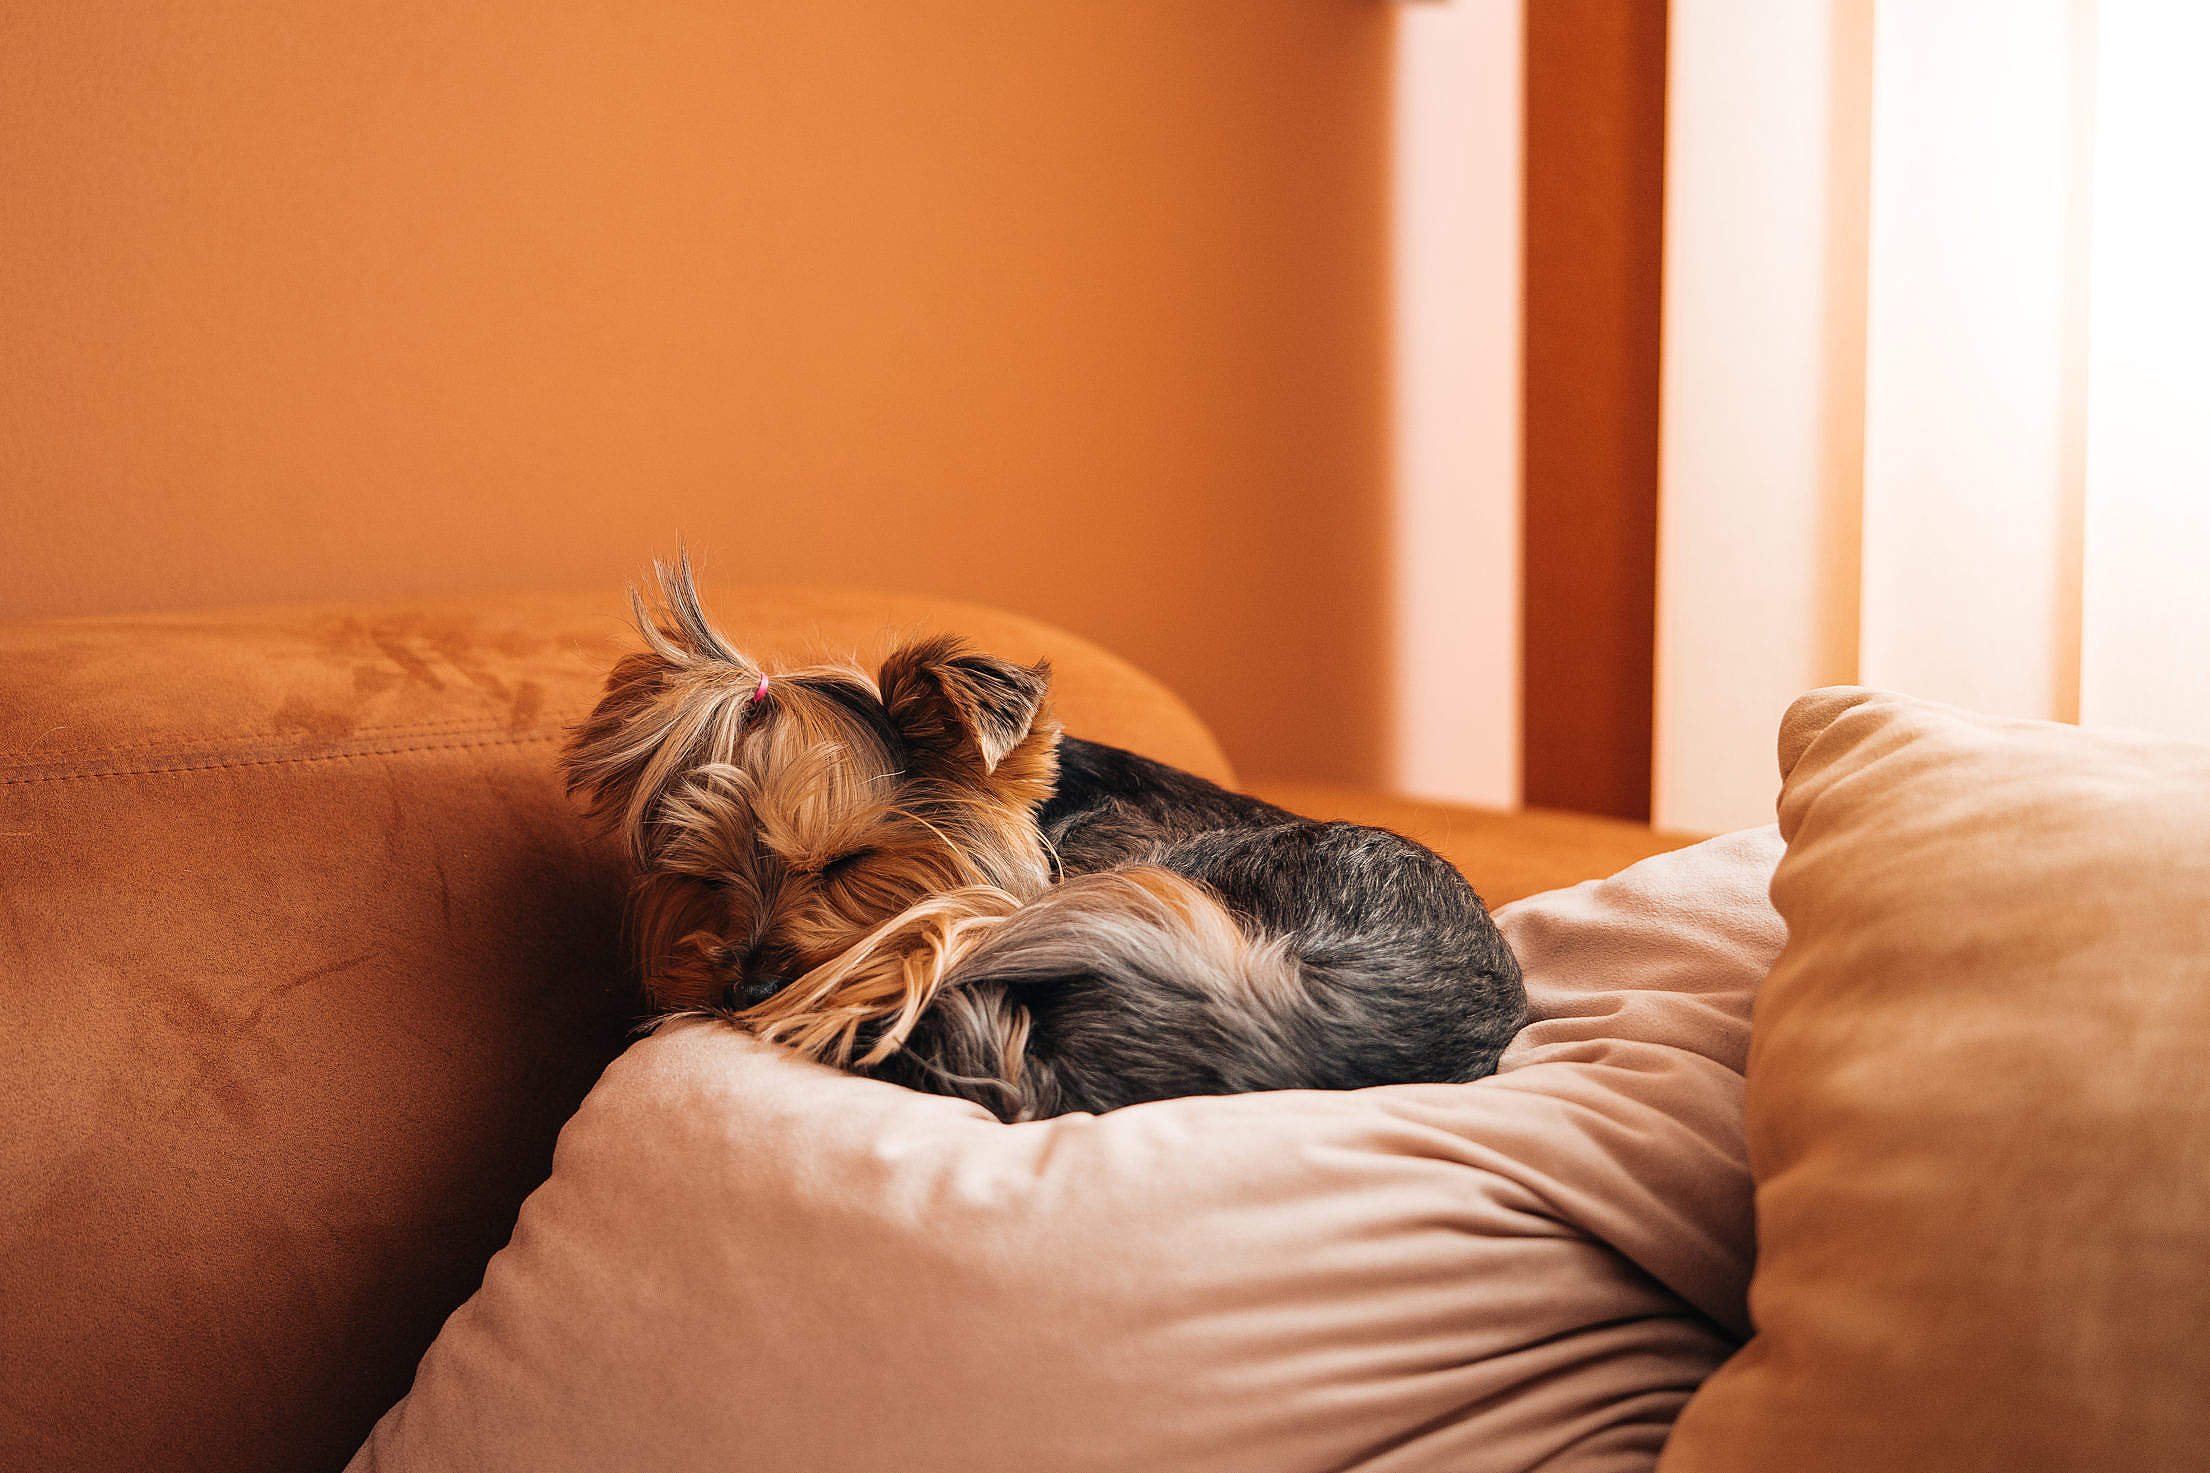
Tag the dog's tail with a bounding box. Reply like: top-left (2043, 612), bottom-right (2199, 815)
top-left (732, 867), bottom-right (1312, 1121)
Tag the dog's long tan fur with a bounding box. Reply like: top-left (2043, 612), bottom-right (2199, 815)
top-left (563, 551), bottom-right (1064, 1072)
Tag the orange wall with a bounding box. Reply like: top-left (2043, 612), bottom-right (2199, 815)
top-left (0, 3), bottom-right (1392, 782)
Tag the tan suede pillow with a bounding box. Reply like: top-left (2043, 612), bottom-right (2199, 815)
top-left (1662, 689), bottom-right (2210, 1473)
top-left (350, 829), bottom-right (1783, 1473)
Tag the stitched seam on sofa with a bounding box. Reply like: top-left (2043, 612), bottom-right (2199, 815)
top-left (0, 707), bottom-right (601, 770)
top-left (0, 730), bottom-right (566, 787)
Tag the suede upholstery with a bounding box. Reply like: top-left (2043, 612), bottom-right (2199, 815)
top-left (0, 587), bottom-right (1230, 1473)
top-left (1251, 781), bottom-right (1700, 908)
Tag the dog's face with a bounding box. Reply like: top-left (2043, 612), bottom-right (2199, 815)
top-left (563, 559), bottom-right (1060, 1014)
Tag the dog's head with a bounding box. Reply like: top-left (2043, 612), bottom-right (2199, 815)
top-left (562, 554), bottom-right (1060, 1016)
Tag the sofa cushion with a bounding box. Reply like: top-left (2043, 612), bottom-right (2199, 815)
top-left (348, 826), bottom-right (1784, 1473)
top-left (0, 586), bottom-right (1230, 1473)
top-left (1660, 689), bottom-right (2210, 1473)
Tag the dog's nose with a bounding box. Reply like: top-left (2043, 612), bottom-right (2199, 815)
top-left (720, 940), bottom-right (798, 1011)
top-left (733, 974), bottom-right (787, 1008)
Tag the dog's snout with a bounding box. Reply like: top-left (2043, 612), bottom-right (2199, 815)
top-left (721, 941), bottom-right (796, 1011)
top-left (733, 973), bottom-right (787, 1008)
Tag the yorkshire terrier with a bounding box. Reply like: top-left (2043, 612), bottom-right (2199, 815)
top-left (563, 556), bottom-right (1525, 1121)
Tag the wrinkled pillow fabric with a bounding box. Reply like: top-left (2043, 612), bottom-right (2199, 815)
top-left (350, 829), bottom-right (1783, 1473)
top-left (1662, 688), bottom-right (2210, 1473)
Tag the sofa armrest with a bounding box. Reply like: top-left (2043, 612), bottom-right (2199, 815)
top-left (0, 584), bottom-right (1228, 1473)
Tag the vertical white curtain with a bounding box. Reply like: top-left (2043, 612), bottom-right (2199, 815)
top-left (1655, 1), bottom-right (1870, 835)
top-left (1391, 0), bottom-right (1523, 808)
top-left (1856, 0), bottom-right (2087, 724)
top-left (1657, 0), bottom-right (2210, 834)
top-left (2078, 2), bottom-right (2210, 743)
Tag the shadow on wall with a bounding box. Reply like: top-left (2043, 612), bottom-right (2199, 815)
top-left (0, 3), bottom-right (1396, 784)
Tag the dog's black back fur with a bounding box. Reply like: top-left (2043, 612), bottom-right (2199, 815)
top-left (874, 737), bottom-right (1526, 1117)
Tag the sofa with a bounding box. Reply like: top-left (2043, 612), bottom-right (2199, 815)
top-left (15, 588), bottom-right (2205, 1473)
top-left (0, 586), bottom-right (1688, 1473)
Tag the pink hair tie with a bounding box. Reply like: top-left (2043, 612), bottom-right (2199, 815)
top-left (749, 672), bottom-right (770, 705)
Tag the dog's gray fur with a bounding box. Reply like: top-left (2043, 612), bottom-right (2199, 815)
top-left (869, 737), bottom-right (1528, 1119)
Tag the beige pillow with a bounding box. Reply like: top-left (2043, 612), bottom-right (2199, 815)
top-left (1662, 689), bottom-right (2210, 1473)
top-left (350, 829), bottom-right (1783, 1473)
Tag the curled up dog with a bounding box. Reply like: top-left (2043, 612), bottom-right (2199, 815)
top-left (563, 556), bottom-right (1526, 1121)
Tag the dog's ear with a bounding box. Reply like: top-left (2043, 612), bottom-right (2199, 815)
top-left (878, 636), bottom-right (1054, 775)
top-left (562, 550), bottom-right (762, 858)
